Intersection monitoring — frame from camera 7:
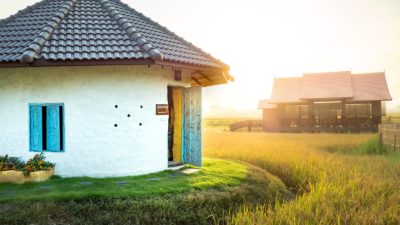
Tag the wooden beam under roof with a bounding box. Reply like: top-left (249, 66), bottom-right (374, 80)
top-left (191, 77), bottom-right (202, 86)
top-left (191, 71), bottom-right (211, 81)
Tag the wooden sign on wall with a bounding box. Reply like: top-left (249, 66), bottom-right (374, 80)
top-left (156, 104), bottom-right (169, 115)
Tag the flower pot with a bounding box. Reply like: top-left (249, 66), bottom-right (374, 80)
top-left (26, 168), bottom-right (55, 183)
top-left (0, 170), bottom-right (25, 184)
top-left (0, 168), bottom-right (55, 184)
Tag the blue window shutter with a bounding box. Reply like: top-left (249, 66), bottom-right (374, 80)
top-left (30, 105), bottom-right (43, 151)
top-left (46, 105), bottom-right (61, 151)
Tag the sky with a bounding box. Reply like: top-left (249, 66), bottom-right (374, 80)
top-left (1, 0), bottom-right (400, 116)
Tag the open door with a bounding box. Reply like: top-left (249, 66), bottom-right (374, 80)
top-left (168, 87), bottom-right (183, 163)
top-left (183, 87), bottom-right (202, 167)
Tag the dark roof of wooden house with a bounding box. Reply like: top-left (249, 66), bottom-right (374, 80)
top-left (301, 71), bottom-right (354, 100)
top-left (0, 0), bottom-right (232, 86)
top-left (259, 71), bottom-right (392, 107)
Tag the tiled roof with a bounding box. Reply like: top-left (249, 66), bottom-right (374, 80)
top-left (267, 71), bottom-right (391, 104)
top-left (352, 72), bottom-right (392, 101)
top-left (269, 77), bottom-right (303, 103)
top-left (301, 71), bottom-right (354, 100)
top-left (0, 0), bottom-right (228, 70)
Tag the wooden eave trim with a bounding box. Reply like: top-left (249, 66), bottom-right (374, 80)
top-left (268, 101), bottom-right (306, 104)
top-left (0, 62), bottom-right (30, 68)
top-left (154, 60), bottom-right (226, 74)
top-left (300, 97), bottom-right (354, 101)
top-left (191, 79), bottom-right (228, 87)
top-left (0, 59), bottom-right (228, 72)
top-left (0, 59), bottom-right (232, 88)
top-left (0, 59), bottom-right (154, 68)
top-left (200, 80), bottom-right (228, 87)
top-left (271, 102), bottom-right (309, 105)
top-left (346, 99), bottom-right (391, 103)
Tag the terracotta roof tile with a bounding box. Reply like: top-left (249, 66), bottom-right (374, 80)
top-left (0, 0), bottom-right (228, 70)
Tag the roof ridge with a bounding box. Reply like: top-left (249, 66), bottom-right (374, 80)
top-left (20, 0), bottom-right (78, 63)
top-left (351, 71), bottom-right (385, 75)
top-left (274, 76), bottom-right (303, 80)
top-left (114, 0), bottom-right (228, 69)
top-left (100, 0), bottom-right (163, 61)
top-left (303, 71), bottom-right (351, 76)
top-left (0, 0), bottom-right (48, 26)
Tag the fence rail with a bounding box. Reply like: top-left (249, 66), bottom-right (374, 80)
top-left (379, 123), bottom-right (400, 152)
top-left (230, 120), bottom-right (263, 132)
top-left (382, 116), bottom-right (400, 124)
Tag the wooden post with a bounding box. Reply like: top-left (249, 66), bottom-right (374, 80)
top-left (394, 133), bottom-right (397, 153)
top-left (372, 101), bottom-right (382, 127)
top-left (377, 101), bottom-right (382, 124)
top-left (378, 124), bottom-right (383, 144)
top-left (308, 101), bottom-right (314, 128)
top-left (298, 105), bottom-right (301, 127)
top-left (341, 100), bottom-right (345, 127)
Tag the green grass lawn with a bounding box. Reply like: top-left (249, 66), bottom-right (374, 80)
top-left (0, 158), bottom-right (289, 225)
top-left (0, 158), bottom-right (247, 202)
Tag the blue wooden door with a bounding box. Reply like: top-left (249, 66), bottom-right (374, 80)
top-left (30, 106), bottom-right (43, 151)
top-left (46, 105), bottom-right (61, 151)
top-left (183, 87), bottom-right (202, 167)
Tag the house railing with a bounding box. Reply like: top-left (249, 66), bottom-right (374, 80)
top-left (230, 120), bottom-right (263, 132)
top-left (379, 123), bottom-right (400, 152)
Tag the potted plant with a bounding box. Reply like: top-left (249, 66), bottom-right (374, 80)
top-left (0, 153), bottom-right (55, 184)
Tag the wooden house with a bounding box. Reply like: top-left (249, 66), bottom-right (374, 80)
top-left (0, 0), bottom-right (232, 177)
top-left (259, 71), bottom-right (391, 132)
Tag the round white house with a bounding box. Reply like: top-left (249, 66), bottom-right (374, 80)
top-left (0, 0), bottom-right (232, 177)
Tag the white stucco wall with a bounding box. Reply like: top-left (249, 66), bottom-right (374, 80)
top-left (0, 65), bottom-right (192, 177)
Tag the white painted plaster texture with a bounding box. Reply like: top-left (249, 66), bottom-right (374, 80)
top-left (0, 65), bottom-right (192, 177)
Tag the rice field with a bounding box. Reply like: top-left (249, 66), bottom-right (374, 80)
top-left (204, 126), bottom-right (400, 224)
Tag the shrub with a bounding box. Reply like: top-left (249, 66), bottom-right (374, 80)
top-left (22, 153), bottom-right (55, 177)
top-left (0, 155), bottom-right (25, 172)
top-left (356, 135), bottom-right (386, 154)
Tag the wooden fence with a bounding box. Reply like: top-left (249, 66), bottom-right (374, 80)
top-left (230, 120), bottom-right (263, 132)
top-left (378, 123), bottom-right (400, 152)
top-left (382, 116), bottom-right (400, 124)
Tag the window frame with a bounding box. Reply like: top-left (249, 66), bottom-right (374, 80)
top-left (345, 103), bottom-right (372, 119)
top-left (284, 105), bottom-right (299, 119)
top-left (29, 103), bottom-right (65, 153)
